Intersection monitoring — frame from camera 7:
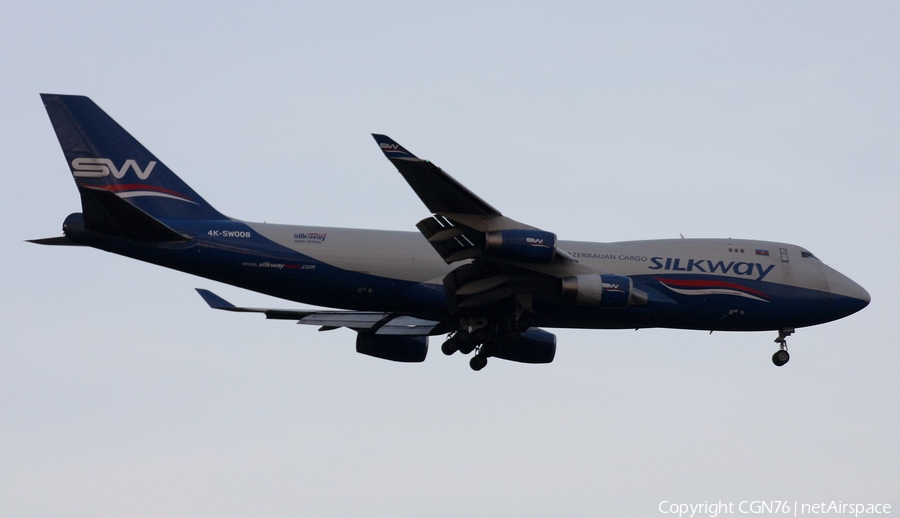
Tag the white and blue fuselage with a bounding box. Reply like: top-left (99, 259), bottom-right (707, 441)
top-left (66, 215), bottom-right (869, 333)
top-left (36, 94), bottom-right (870, 369)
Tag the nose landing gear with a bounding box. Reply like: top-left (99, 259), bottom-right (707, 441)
top-left (772, 328), bottom-right (794, 366)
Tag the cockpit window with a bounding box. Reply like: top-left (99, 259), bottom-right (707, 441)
top-left (801, 251), bottom-right (819, 260)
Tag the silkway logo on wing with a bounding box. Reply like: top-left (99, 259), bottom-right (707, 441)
top-left (71, 158), bottom-right (156, 180)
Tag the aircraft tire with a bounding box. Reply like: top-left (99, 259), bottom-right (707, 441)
top-left (441, 338), bottom-right (458, 356)
top-left (772, 350), bottom-right (790, 367)
top-left (469, 355), bottom-right (488, 371)
top-left (458, 342), bottom-right (476, 355)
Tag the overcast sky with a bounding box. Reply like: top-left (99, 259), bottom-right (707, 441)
top-left (2, 2), bottom-right (898, 516)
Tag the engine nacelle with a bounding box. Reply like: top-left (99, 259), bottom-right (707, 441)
top-left (492, 328), bottom-right (557, 364)
top-left (484, 229), bottom-right (557, 263)
top-left (356, 334), bottom-right (428, 362)
top-left (560, 274), bottom-right (646, 307)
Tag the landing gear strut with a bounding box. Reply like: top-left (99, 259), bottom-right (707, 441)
top-left (444, 310), bottom-right (531, 371)
top-left (772, 328), bottom-right (794, 367)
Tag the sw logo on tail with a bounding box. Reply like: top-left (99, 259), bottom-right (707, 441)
top-left (71, 158), bottom-right (157, 179)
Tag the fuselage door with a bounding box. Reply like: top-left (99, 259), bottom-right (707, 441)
top-left (777, 246), bottom-right (794, 282)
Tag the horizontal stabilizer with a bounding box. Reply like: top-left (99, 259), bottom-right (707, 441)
top-left (27, 236), bottom-right (86, 246)
top-left (78, 186), bottom-right (189, 242)
top-left (195, 289), bottom-right (440, 335)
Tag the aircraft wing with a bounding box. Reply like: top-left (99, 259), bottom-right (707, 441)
top-left (372, 134), bottom-right (589, 265)
top-left (372, 134), bottom-right (605, 313)
top-left (372, 134), bottom-right (541, 236)
top-left (196, 289), bottom-right (441, 336)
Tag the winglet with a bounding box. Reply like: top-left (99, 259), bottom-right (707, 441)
top-left (195, 288), bottom-right (314, 319)
top-left (372, 134), bottom-right (420, 161)
top-left (370, 134), bottom-right (501, 216)
top-left (195, 288), bottom-right (236, 310)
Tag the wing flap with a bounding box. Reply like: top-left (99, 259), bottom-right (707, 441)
top-left (375, 316), bottom-right (441, 335)
top-left (297, 312), bottom-right (388, 328)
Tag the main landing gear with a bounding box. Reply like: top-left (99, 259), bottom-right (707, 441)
top-left (469, 353), bottom-right (488, 371)
top-left (442, 331), bottom-right (490, 371)
top-left (441, 330), bottom-right (477, 356)
top-left (772, 328), bottom-right (794, 367)
top-left (441, 313), bottom-right (531, 371)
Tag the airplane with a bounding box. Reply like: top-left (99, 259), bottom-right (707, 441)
top-left (31, 94), bottom-right (871, 371)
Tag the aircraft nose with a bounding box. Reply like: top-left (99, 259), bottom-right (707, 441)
top-left (821, 264), bottom-right (870, 315)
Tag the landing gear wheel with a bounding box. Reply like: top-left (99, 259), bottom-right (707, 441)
top-left (772, 328), bottom-right (794, 367)
top-left (772, 350), bottom-right (790, 367)
top-left (469, 354), bottom-right (488, 371)
top-left (441, 338), bottom-right (458, 356)
top-left (458, 341), bottom-right (476, 355)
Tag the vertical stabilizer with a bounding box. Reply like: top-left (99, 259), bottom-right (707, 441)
top-left (41, 94), bottom-right (226, 222)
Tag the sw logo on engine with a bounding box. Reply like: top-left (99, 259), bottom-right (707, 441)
top-left (71, 157), bottom-right (157, 180)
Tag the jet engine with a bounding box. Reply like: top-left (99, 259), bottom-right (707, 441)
top-left (356, 334), bottom-right (428, 362)
top-left (492, 328), bottom-right (557, 364)
top-left (560, 274), bottom-right (647, 307)
top-left (483, 229), bottom-right (557, 263)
